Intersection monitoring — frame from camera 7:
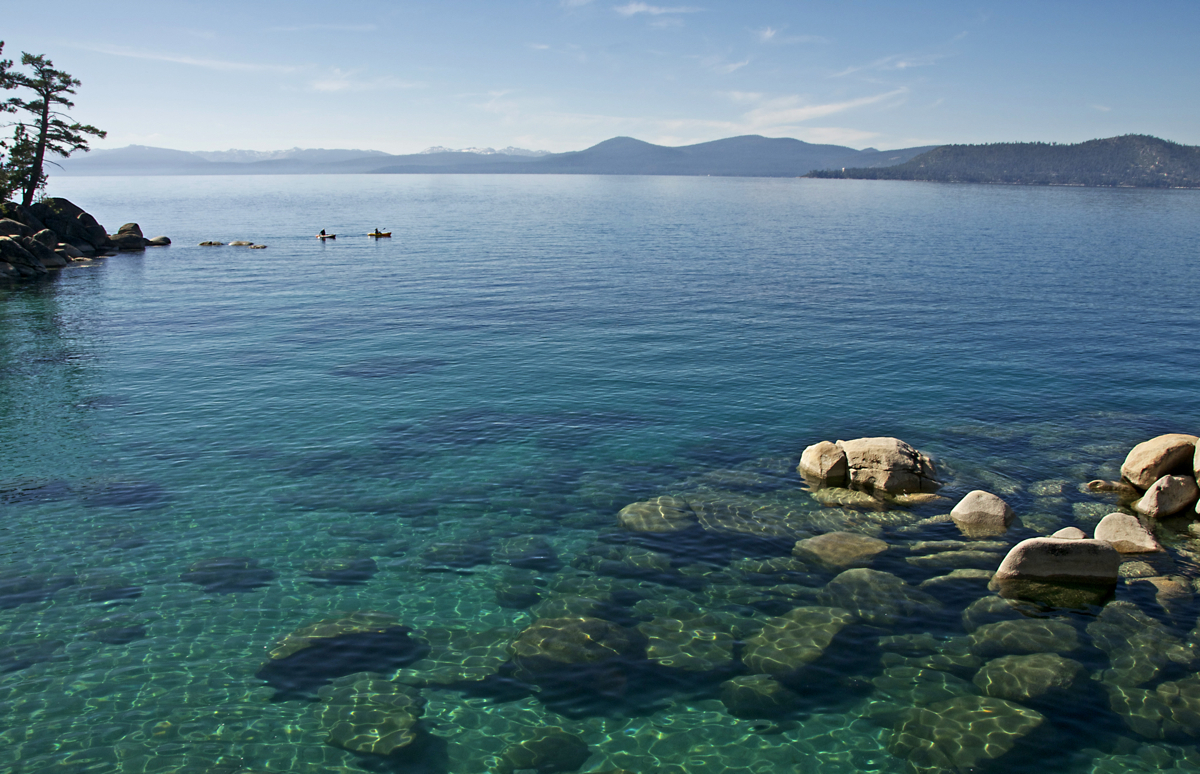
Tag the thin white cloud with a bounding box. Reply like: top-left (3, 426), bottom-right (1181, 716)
top-left (310, 69), bottom-right (424, 93)
top-left (561, 0), bottom-right (595, 6)
top-left (757, 26), bottom-right (777, 41)
top-left (718, 91), bottom-right (763, 103)
top-left (833, 53), bottom-right (944, 77)
top-left (714, 59), bottom-right (749, 74)
top-left (742, 89), bottom-right (907, 127)
top-left (270, 24), bottom-right (378, 32)
top-left (528, 43), bottom-right (551, 50)
top-left (80, 44), bottom-right (296, 73)
top-left (1091, 104), bottom-right (1112, 112)
top-left (615, 3), bottom-right (701, 16)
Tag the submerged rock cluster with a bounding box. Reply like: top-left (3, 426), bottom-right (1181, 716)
top-left (231, 430), bottom-right (1200, 774)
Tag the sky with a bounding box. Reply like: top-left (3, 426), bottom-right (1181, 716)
top-left (3, 0), bottom-right (1199, 154)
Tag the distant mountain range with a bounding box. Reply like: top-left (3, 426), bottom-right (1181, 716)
top-left (808, 135), bottom-right (1200, 188)
top-left (54, 136), bottom-right (934, 178)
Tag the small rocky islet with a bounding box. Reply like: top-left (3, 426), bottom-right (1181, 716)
top-left (0, 197), bottom-right (170, 280)
top-left (198, 431), bottom-right (1200, 774)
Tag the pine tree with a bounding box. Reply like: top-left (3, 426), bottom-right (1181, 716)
top-left (8, 52), bottom-right (105, 206)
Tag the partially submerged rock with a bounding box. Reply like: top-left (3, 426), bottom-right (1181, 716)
top-left (1134, 475), bottom-right (1199, 518)
top-left (1095, 512), bottom-right (1162, 553)
top-left (798, 441), bottom-right (848, 485)
top-left (1087, 601), bottom-right (1195, 687)
top-left (950, 490), bottom-right (1014, 537)
top-left (993, 537), bottom-right (1120, 585)
top-left (1121, 434), bottom-right (1197, 490)
top-left (268, 611), bottom-right (404, 660)
top-left (1051, 527), bottom-right (1087, 539)
top-left (836, 437), bottom-right (939, 495)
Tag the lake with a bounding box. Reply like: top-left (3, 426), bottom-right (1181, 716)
top-left (2, 173), bottom-right (1200, 774)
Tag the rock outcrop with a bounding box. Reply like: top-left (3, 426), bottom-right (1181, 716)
top-left (798, 441), bottom-right (848, 485)
top-left (799, 436), bottom-right (938, 496)
top-left (0, 199), bottom-right (170, 281)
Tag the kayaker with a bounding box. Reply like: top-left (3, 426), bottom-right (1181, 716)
top-left (320, 229), bottom-right (326, 236)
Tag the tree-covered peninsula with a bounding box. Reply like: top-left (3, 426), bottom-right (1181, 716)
top-left (807, 135), bottom-right (1200, 188)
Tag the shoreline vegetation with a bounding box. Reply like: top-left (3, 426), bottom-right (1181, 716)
top-left (805, 135), bottom-right (1200, 189)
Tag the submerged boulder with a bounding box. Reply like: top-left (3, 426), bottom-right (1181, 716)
top-left (721, 674), bottom-right (802, 718)
top-left (888, 696), bottom-right (1044, 772)
top-left (318, 673), bottom-right (424, 755)
top-left (1121, 434), bottom-right (1197, 490)
top-left (836, 437), bottom-right (939, 495)
top-left (617, 495), bottom-right (695, 533)
top-left (968, 618), bottom-right (1079, 658)
top-left (1087, 601), bottom-right (1195, 687)
top-left (973, 653), bottom-right (1084, 702)
top-left (792, 531), bottom-right (888, 568)
top-left (511, 617), bottom-right (640, 666)
top-left (818, 568), bottom-right (941, 627)
top-left (494, 728), bottom-right (590, 774)
top-left (741, 605), bottom-right (854, 675)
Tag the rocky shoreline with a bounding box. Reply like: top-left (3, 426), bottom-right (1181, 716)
top-left (0, 197), bottom-right (169, 281)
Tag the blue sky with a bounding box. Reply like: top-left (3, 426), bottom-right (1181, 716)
top-left (4, 1), bottom-right (1198, 153)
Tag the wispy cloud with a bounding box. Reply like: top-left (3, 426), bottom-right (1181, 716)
top-left (615, 2), bottom-right (701, 16)
top-left (270, 24), bottom-right (378, 32)
top-left (561, 0), bottom-right (595, 6)
top-left (528, 43), bottom-right (551, 50)
top-left (757, 26), bottom-right (777, 42)
top-left (714, 59), bottom-right (749, 74)
top-left (1091, 104), bottom-right (1112, 112)
top-left (80, 44), bottom-right (296, 73)
top-left (718, 91), bottom-right (763, 103)
top-left (742, 89), bottom-right (907, 128)
top-left (833, 53), bottom-right (944, 77)
top-left (310, 69), bottom-right (424, 93)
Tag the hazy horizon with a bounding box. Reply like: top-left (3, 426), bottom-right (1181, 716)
top-left (5, 1), bottom-right (1199, 155)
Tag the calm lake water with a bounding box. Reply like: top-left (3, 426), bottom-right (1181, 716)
top-left (2, 174), bottom-right (1200, 774)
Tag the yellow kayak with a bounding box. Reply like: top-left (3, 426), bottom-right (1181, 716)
top-left (368, 231), bottom-right (391, 238)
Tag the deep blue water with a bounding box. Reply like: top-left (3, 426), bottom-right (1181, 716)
top-left (1, 174), bottom-right (1199, 774)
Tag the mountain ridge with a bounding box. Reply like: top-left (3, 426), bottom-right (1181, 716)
top-left (54, 135), bottom-right (933, 178)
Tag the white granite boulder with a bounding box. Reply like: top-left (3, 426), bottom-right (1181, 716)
top-left (793, 531), bottom-right (888, 568)
top-left (1134, 475), bottom-right (1199, 519)
top-left (1051, 527), bottom-right (1087, 540)
top-left (797, 441), bottom-right (848, 485)
top-left (1094, 513), bottom-right (1162, 553)
top-left (835, 437), bottom-right (938, 495)
top-left (1121, 434), bottom-right (1197, 490)
top-left (950, 490), bottom-right (1015, 537)
top-left (993, 537), bottom-right (1120, 585)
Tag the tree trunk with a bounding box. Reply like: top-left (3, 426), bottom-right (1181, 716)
top-left (21, 94), bottom-right (51, 208)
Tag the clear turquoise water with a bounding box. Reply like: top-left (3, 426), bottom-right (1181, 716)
top-left (2, 174), bottom-right (1200, 774)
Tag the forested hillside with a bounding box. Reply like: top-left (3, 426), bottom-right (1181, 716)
top-left (807, 135), bottom-right (1200, 188)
